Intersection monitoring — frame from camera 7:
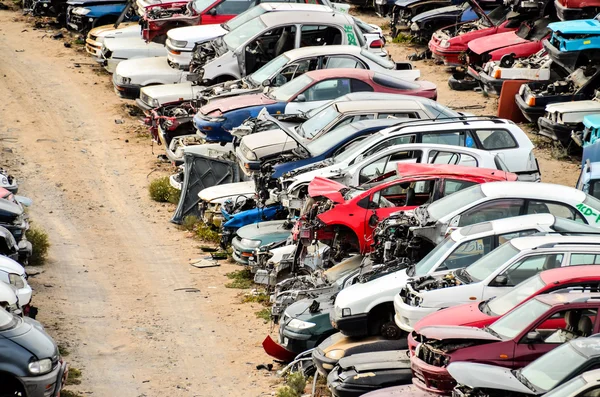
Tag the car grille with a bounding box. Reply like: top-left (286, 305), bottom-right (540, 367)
top-left (418, 344), bottom-right (449, 367)
top-left (140, 91), bottom-right (151, 106)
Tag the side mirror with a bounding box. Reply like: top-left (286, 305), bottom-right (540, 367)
top-left (526, 331), bottom-right (542, 343)
top-left (186, 73), bottom-right (201, 82)
top-left (261, 79), bottom-right (271, 87)
top-left (368, 213), bottom-right (379, 228)
top-left (492, 275), bottom-right (508, 286)
top-left (295, 94), bottom-right (306, 102)
top-left (207, 7), bottom-right (216, 15)
top-left (449, 215), bottom-right (460, 227)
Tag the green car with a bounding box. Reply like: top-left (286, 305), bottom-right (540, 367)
top-left (231, 220), bottom-right (292, 265)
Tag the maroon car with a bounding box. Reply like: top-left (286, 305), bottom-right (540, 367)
top-left (410, 292), bottom-right (599, 395)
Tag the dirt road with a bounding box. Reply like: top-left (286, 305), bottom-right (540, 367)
top-left (0, 12), bottom-right (276, 396)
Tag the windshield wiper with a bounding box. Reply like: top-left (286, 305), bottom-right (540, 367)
top-left (479, 298), bottom-right (495, 316)
top-left (455, 268), bottom-right (473, 284)
top-left (513, 370), bottom-right (537, 393)
top-left (483, 325), bottom-right (502, 339)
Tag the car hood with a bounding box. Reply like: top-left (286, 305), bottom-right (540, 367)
top-left (448, 362), bottom-right (534, 395)
top-left (142, 83), bottom-right (204, 106)
top-left (200, 93), bottom-right (276, 115)
top-left (548, 19), bottom-right (600, 35)
top-left (393, 0), bottom-right (433, 9)
top-left (116, 56), bottom-right (173, 78)
top-left (1, 317), bottom-right (58, 360)
top-left (414, 302), bottom-right (493, 331)
top-left (418, 325), bottom-right (501, 341)
top-left (0, 256), bottom-right (25, 276)
top-left (412, 5), bottom-right (464, 23)
top-left (545, 100), bottom-right (600, 113)
top-left (307, 177), bottom-right (348, 203)
top-left (0, 198), bottom-right (23, 217)
top-left (338, 349), bottom-right (411, 372)
top-left (468, 31), bottom-right (528, 54)
top-left (334, 269), bottom-right (409, 309)
top-left (89, 22), bottom-right (139, 38)
top-left (168, 24), bottom-right (228, 44)
top-left (105, 37), bottom-right (164, 52)
top-left (198, 181), bottom-right (256, 202)
top-left (236, 220), bottom-right (291, 242)
top-left (323, 255), bottom-right (363, 283)
top-left (239, 129), bottom-right (299, 157)
top-left (285, 293), bottom-right (336, 320)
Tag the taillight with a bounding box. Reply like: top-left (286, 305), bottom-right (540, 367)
top-left (370, 39), bottom-right (384, 48)
top-left (527, 96), bottom-right (536, 106)
top-left (493, 69), bottom-right (501, 79)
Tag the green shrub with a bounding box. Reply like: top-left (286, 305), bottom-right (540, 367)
top-left (180, 215), bottom-right (199, 231)
top-left (148, 177), bottom-right (180, 204)
top-left (392, 32), bottom-right (414, 44)
top-left (26, 227), bottom-right (50, 266)
top-left (225, 268), bottom-right (253, 289)
top-left (277, 373), bottom-right (307, 397)
top-left (195, 223), bottom-right (220, 243)
top-left (255, 307), bottom-right (271, 323)
top-left (65, 367), bottom-right (82, 386)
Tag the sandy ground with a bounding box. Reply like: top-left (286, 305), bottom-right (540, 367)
top-left (0, 7), bottom-right (584, 397)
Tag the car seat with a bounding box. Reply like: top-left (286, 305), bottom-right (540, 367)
top-left (545, 311), bottom-right (581, 343)
top-left (405, 187), bottom-right (415, 206)
top-left (578, 316), bottom-right (593, 337)
top-left (275, 30), bottom-right (292, 57)
top-left (543, 255), bottom-right (563, 271)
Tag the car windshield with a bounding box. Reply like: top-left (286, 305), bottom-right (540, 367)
top-left (305, 123), bottom-right (359, 157)
top-left (541, 375), bottom-right (586, 397)
top-left (464, 241), bottom-right (519, 282)
top-left (521, 343), bottom-right (587, 392)
top-left (224, 4), bottom-right (266, 31)
top-left (249, 55), bottom-right (290, 87)
top-left (270, 74), bottom-right (313, 102)
top-left (426, 185), bottom-right (486, 221)
top-left (192, 0), bottom-right (216, 13)
top-left (360, 49), bottom-right (395, 70)
top-left (223, 17), bottom-right (266, 51)
top-left (414, 237), bottom-right (457, 276)
top-left (299, 105), bottom-right (340, 139)
top-left (487, 275), bottom-right (546, 316)
top-left (488, 298), bottom-right (550, 339)
top-left (0, 308), bottom-right (16, 331)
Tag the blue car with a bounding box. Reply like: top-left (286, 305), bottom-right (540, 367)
top-left (544, 14), bottom-right (600, 71)
top-left (66, 0), bottom-right (138, 34)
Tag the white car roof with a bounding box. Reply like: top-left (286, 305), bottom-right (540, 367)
top-left (259, 10), bottom-right (353, 26)
top-left (510, 234), bottom-right (600, 251)
top-left (257, 3), bottom-right (333, 12)
top-left (452, 213), bottom-right (557, 241)
top-left (335, 99), bottom-right (425, 113)
top-left (283, 45), bottom-right (363, 60)
top-left (480, 182), bottom-right (587, 203)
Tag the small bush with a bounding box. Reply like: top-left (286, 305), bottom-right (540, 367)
top-left (65, 367), bottom-right (82, 386)
top-left (26, 227), bottom-right (50, 266)
top-left (195, 223), bottom-right (220, 244)
top-left (255, 307), bottom-right (271, 323)
top-left (60, 391), bottom-right (84, 397)
top-left (277, 373), bottom-right (306, 397)
top-left (148, 177), bottom-right (180, 204)
top-left (225, 268), bottom-right (253, 289)
top-left (180, 215), bottom-right (200, 231)
top-left (242, 291), bottom-right (270, 305)
top-left (392, 32), bottom-right (414, 44)
top-left (58, 344), bottom-right (70, 356)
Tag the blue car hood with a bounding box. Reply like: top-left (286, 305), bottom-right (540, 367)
top-left (412, 4), bottom-right (463, 22)
top-left (549, 19), bottom-right (600, 35)
top-left (222, 205), bottom-right (283, 229)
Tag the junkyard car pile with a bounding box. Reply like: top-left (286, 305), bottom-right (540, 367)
top-left (0, 175), bottom-right (69, 397)
top-left (21, 0), bottom-right (600, 393)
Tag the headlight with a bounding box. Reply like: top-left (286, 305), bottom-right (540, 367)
top-left (240, 238), bottom-right (261, 248)
top-left (151, 98), bottom-right (160, 107)
top-left (410, 22), bottom-right (419, 31)
top-left (326, 349), bottom-right (345, 360)
top-left (342, 308), bottom-right (351, 317)
top-left (117, 75), bottom-right (131, 85)
top-left (72, 7), bottom-right (91, 15)
top-left (287, 318), bottom-right (316, 330)
top-left (9, 274), bottom-right (25, 289)
top-left (244, 148), bottom-right (257, 161)
top-left (440, 39), bottom-right (450, 48)
top-left (170, 39), bottom-right (187, 48)
top-left (28, 358), bottom-right (53, 375)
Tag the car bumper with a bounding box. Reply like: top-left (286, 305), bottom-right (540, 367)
top-left (411, 356), bottom-right (455, 395)
top-left (280, 326), bottom-right (322, 355)
top-left (313, 346), bottom-right (340, 376)
top-left (331, 313), bottom-right (369, 337)
top-left (393, 300), bottom-right (437, 333)
top-left (327, 367), bottom-right (382, 397)
top-left (231, 238), bottom-right (255, 265)
top-left (554, 0), bottom-right (581, 21)
top-left (537, 117), bottom-right (575, 147)
top-left (66, 12), bottom-right (92, 32)
top-left (429, 41), bottom-right (463, 67)
top-left (467, 66), bottom-right (503, 96)
top-left (103, 57), bottom-right (121, 74)
top-left (113, 80), bottom-right (141, 100)
top-left (135, 98), bottom-right (154, 113)
top-left (515, 93), bottom-right (545, 123)
top-left (20, 360), bottom-right (68, 397)
top-left (85, 38), bottom-right (103, 59)
top-left (234, 146), bottom-right (261, 177)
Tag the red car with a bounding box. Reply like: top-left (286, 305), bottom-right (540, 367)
top-left (410, 291), bottom-right (600, 395)
top-left (408, 265), bottom-right (600, 354)
top-left (296, 163), bottom-right (516, 261)
top-left (555, 0), bottom-right (600, 20)
top-left (429, 5), bottom-right (521, 66)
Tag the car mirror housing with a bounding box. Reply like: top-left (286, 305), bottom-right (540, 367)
top-left (295, 94), bottom-right (306, 102)
top-left (491, 275), bottom-right (508, 286)
top-left (526, 331), bottom-right (542, 343)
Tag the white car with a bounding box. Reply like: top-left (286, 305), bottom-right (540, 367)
top-left (393, 234), bottom-right (600, 333)
top-left (101, 37), bottom-right (167, 73)
top-left (538, 99), bottom-right (600, 145)
top-left (85, 23), bottom-right (142, 60)
top-left (0, 282), bottom-right (19, 314)
top-left (331, 214), bottom-right (600, 337)
top-left (138, 44), bottom-right (417, 111)
top-left (197, 180), bottom-right (256, 226)
top-left (0, 256), bottom-right (31, 307)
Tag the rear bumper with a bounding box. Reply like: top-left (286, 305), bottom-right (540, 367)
top-left (429, 41), bottom-right (463, 66)
top-left (411, 356), bottom-right (455, 395)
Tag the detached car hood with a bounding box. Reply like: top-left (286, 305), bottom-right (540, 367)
top-left (548, 19), bottom-right (600, 35)
top-left (412, 4), bottom-right (464, 22)
top-left (168, 24), bottom-right (228, 45)
top-left (198, 181), bottom-right (256, 202)
top-left (200, 93), bottom-right (277, 115)
top-left (419, 325), bottom-right (501, 341)
top-left (468, 31), bottom-right (528, 54)
top-left (448, 362), bottom-right (534, 395)
top-left (308, 177), bottom-right (348, 203)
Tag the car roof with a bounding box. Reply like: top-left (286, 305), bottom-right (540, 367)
top-left (325, 92), bottom-right (439, 107)
top-left (396, 162), bottom-right (512, 181)
top-left (454, 214), bottom-right (557, 240)
top-left (539, 265), bottom-right (600, 284)
top-left (302, 68), bottom-right (374, 81)
top-left (571, 336), bottom-right (600, 358)
top-left (510, 235), bottom-right (600, 251)
top-left (284, 45), bottom-right (362, 60)
top-left (335, 99), bottom-right (424, 113)
top-left (379, 118), bottom-right (517, 135)
top-left (258, 3), bottom-right (333, 12)
top-left (342, 118), bottom-right (404, 131)
top-left (259, 10), bottom-right (352, 26)
top-left (480, 181), bottom-right (587, 202)
top-left (535, 292), bottom-right (600, 306)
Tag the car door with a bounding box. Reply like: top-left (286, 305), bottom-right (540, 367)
top-left (356, 150), bottom-right (424, 185)
top-left (524, 200), bottom-right (587, 224)
top-left (271, 57), bottom-right (319, 87)
top-left (201, 0), bottom-right (254, 25)
top-left (244, 25), bottom-right (298, 74)
top-left (457, 199), bottom-right (526, 228)
top-left (285, 78), bottom-right (374, 114)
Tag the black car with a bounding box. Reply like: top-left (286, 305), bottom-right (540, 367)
top-left (0, 309), bottom-right (68, 397)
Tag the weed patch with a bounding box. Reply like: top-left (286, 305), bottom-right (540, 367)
top-left (58, 344), bottom-right (70, 356)
top-left (195, 223), bottom-right (220, 244)
top-left (148, 177), bottom-right (180, 204)
top-left (392, 32), bottom-right (414, 44)
top-left (26, 227), bottom-right (50, 266)
top-left (277, 373), bottom-right (307, 397)
top-left (255, 307), bottom-right (271, 323)
top-left (225, 268), bottom-right (253, 289)
top-left (66, 367), bottom-right (82, 386)
top-left (242, 291), bottom-right (270, 305)
top-left (60, 391), bottom-right (84, 397)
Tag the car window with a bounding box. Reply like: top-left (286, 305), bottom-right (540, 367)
top-left (428, 150), bottom-right (478, 167)
top-left (358, 151), bottom-right (422, 184)
top-left (570, 254), bottom-right (600, 266)
top-left (538, 308), bottom-right (597, 344)
top-left (350, 79), bottom-right (374, 93)
top-left (590, 180), bottom-right (600, 200)
top-left (373, 179), bottom-right (433, 208)
top-left (363, 135), bottom-right (416, 158)
top-left (421, 130), bottom-right (476, 147)
top-left (501, 254), bottom-right (565, 286)
top-left (378, 112), bottom-right (420, 119)
top-left (302, 78), bottom-right (353, 102)
top-left (474, 129), bottom-right (518, 149)
top-left (498, 229), bottom-right (538, 245)
top-left (300, 25), bottom-right (343, 46)
top-left (580, 386), bottom-right (600, 397)
top-left (458, 199), bottom-right (525, 226)
top-left (214, 0), bottom-right (253, 14)
top-left (443, 179), bottom-right (478, 196)
top-left (439, 236), bottom-right (493, 270)
top-left (324, 56), bottom-right (365, 69)
top-left (526, 200), bottom-right (586, 223)
top-left (334, 114), bottom-right (374, 130)
top-left (273, 58), bottom-right (318, 86)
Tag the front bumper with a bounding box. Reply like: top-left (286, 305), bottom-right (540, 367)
top-left (332, 313), bottom-right (369, 337)
top-left (537, 117), bottom-right (576, 147)
top-left (313, 345), bottom-right (339, 376)
top-left (135, 98), bottom-right (154, 112)
top-left (393, 298), bottom-right (437, 333)
top-left (66, 11), bottom-right (93, 32)
top-left (411, 355), bottom-right (455, 395)
top-left (20, 360), bottom-right (68, 397)
top-left (515, 93), bottom-right (545, 123)
top-left (231, 238), bottom-right (255, 265)
top-left (113, 75), bottom-right (142, 100)
top-left (467, 66), bottom-right (503, 96)
top-left (103, 57), bottom-right (121, 74)
top-left (85, 37), bottom-right (103, 59)
top-left (279, 324), bottom-right (322, 355)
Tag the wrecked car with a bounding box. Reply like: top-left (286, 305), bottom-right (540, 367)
top-left (193, 68), bottom-right (436, 143)
top-left (515, 66), bottom-right (600, 123)
top-left (394, 233), bottom-right (600, 336)
top-left (0, 256), bottom-right (32, 312)
top-left (230, 219), bottom-right (293, 265)
top-left (580, 115), bottom-right (600, 164)
top-left (555, 0), bottom-right (600, 19)
top-left (85, 22), bottom-right (140, 60)
top-left (66, 0), bottom-right (137, 34)
top-left (0, 308), bottom-right (68, 397)
top-left (197, 181), bottom-right (256, 227)
top-left (101, 36), bottom-right (166, 73)
top-left (412, 293), bottom-right (599, 395)
top-left (0, 198), bottom-right (32, 264)
top-left (544, 14), bottom-right (600, 71)
top-left (537, 99), bottom-right (600, 148)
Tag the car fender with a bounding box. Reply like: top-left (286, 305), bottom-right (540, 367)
top-left (317, 213), bottom-right (367, 251)
top-left (203, 52), bottom-right (240, 82)
top-left (488, 41), bottom-right (545, 61)
top-left (86, 3), bottom-right (126, 18)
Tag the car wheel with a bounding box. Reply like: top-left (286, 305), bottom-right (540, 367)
top-left (381, 321), bottom-right (403, 340)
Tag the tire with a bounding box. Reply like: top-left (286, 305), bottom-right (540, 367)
top-left (381, 321), bottom-right (404, 340)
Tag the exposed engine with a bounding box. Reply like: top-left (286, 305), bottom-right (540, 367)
top-left (146, 4), bottom-right (188, 20)
top-left (189, 38), bottom-right (228, 77)
top-left (528, 66), bottom-right (598, 96)
top-left (149, 102), bottom-right (197, 144)
top-left (407, 272), bottom-right (462, 292)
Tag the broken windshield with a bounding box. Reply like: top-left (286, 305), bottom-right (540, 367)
top-left (223, 17), bottom-right (266, 50)
top-left (299, 105), bottom-right (340, 139)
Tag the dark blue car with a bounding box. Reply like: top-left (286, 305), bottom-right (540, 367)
top-left (66, 0), bottom-right (138, 33)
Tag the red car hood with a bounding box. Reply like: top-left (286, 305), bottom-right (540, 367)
top-left (308, 177), bottom-right (347, 203)
top-left (200, 93), bottom-right (276, 116)
top-left (414, 302), bottom-right (496, 331)
top-left (419, 325), bottom-right (501, 341)
top-left (468, 31), bottom-right (527, 55)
